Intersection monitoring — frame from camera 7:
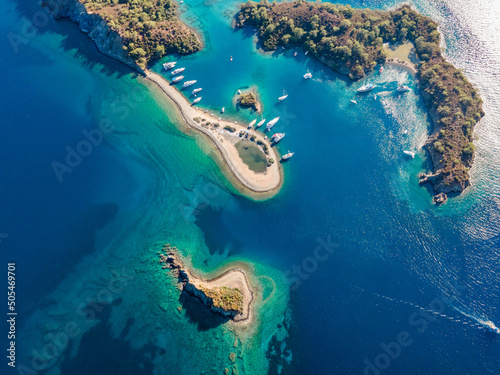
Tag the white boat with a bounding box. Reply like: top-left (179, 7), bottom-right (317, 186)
top-left (294, 52), bottom-right (298, 57)
top-left (192, 88), bottom-right (202, 95)
top-left (163, 62), bottom-right (177, 70)
top-left (256, 119), bottom-right (266, 128)
top-left (221, 107), bottom-right (225, 113)
top-left (272, 132), bottom-right (285, 143)
top-left (403, 150), bottom-right (415, 158)
top-left (485, 321), bottom-right (500, 334)
top-left (350, 99), bottom-right (357, 104)
top-left (357, 83), bottom-right (375, 93)
top-left (171, 67), bottom-right (185, 75)
top-left (266, 117), bottom-right (280, 131)
top-left (397, 85), bottom-right (410, 92)
top-left (192, 97), bottom-right (202, 104)
top-left (278, 93), bottom-right (288, 102)
top-left (304, 72), bottom-right (312, 79)
top-left (172, 75), bottom-right (184, 83)
top-left (182, 80), bottom-right (197, 88)
top-left (281, 151), bottom-right (294, 161)
top-left (305, 51), bottom-right (309, 55)
top-left (237, 89), bottom-right (241, 95)
top-left (248, 119), bottom-right (257, 129)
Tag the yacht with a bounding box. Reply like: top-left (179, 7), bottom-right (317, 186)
top-left (266, 117), bottom-right (280, 131)
top-left (357, 83), bottom-right (375, 93)
top-left (397, 85), bottom-right (410, 92)
top-left (248, 119), bottom-right (257, 129)
top-left (192, 88), bottom-right (202, 95)
top-left (256, 118), bottom-right (266, 128)
top-left (272, 132), bottom-right (285, 143)
top-left (192, 97), bottom-right (202, 104)
top-left (172, 75), bottom-right (184, 83)
top-left (304, 72), bottom-right (312, 79)
top-left (403, 150), bottom-right (415, 158)
top-left (278, 92), bottom-right (288, 102)
top-left (163, 62), bottom-right (177, 70)
top-left (182, 80), bottom-right (197, 88)
top-left (281, 151), bottom-right (294, 161)
top-left (171, 67), bottom-right (185, 75)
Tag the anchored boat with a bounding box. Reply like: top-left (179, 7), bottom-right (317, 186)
top-left (266, 117), bottom-right (280, 131)
top-left (304, 72), bottom-right (312, 79)
top-left (272, 133), bottom-right (285, 143)
top-left (171, 67), bottom-right (185, 75)
top-left (248, 119), bottom-right (257, 129)
top-left (172, 75), bottom-right (184, 83)
top-left (192, 97), bottom-right (202, 104)
top-left (182, 80), bottom-right (197, 88)
top-left (163, 62), bottom-right (177, 70)
top-left (397, 85), bottom-right (410, 92)
top-left (281, 151), bottom-right (294, 161)
top-left (256, 118), bottom-right (266, 128)
top-left (192, 88), bottom-right (202, 95)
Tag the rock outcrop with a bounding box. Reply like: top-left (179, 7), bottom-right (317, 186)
top-left (159, 245), bottom-right (246, 320)
top-left (46, 0), bottom-right (141, 72)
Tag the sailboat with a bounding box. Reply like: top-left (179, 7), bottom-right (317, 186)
top-left (278, 89), bottom-right (288, 102)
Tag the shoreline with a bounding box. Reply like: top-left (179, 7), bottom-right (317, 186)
top-left (160, 246), bottom-right (256, 325)
top-left (143, 70), bottom-right (283, 198)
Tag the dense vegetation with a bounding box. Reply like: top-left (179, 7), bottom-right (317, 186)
top-left (238, 92), bottom-right (258, 107)
top-left (81, 0), bottom-right (201, 67)
top-left (201, 286), bottom-right (244, 314)
top-left (236, 0), bottom-right (484, 193)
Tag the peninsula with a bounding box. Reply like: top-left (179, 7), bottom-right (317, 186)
top-left (47, 0), bottom-right (282, 198)
top-left (159, 244), bottom-right (254, 323)
top-left (236, 1), bottom-right (484, 201)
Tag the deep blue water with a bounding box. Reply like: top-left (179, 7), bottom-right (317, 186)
top-left (2, 0), bottom-right (500, 374)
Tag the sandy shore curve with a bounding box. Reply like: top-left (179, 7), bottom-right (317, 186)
top-left (143, 70), bottom-right (283, 198)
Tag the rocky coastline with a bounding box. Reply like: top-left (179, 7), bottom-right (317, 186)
top-left (159, 244), bottom-right (254, 323)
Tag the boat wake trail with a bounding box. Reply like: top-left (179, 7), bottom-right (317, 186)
top-left (354, 286), bottom-right (499, 333)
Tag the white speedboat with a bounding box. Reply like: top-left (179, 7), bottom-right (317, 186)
top-left (172, 75), bottom-right (184, 83)
top-left (403, 150), bottom-right (415, 158)
top-left (182, 80), bottom-right (197, 88)
top-left (357, 83), bottom-right (375, 92)
top-left (163, 62), bottom-right (177, 70)
top-left (485, 321), bottom-right (500, 334)
top-left (248, 119), bottom-right (257, 129)
top-left (397, 85), bottom-right (410, 92)
top-left (221, 107), bottom-right (225, 113)
top-left (256, 118), bottom-right (266, 128)
top-left (171, 67), bottom-right (185, 75)
top-left (304, 72), bottom-right (312, 79)
top-left (192, 88), bottom-right (202, 95)
top-left (192, 97), bottom-right (202, 104)
top-left (350, 99), bottom-right (357, 104)
top-left (281, 151), bottom-right (294, 161)
top-left (305, 51), bottom-right (309, 55)
top-left (272, 132), bottom-right (285, 143)
top-left (266, 117), bottom-right (280, 131)
top-left (294, 52), bottom-right (298, 57)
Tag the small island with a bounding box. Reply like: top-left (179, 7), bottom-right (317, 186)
top-left (236, 1), bottom-right (484, 201)
top-left (159, 244), bottom-right (254, 323)
top-left (236, 90), bottom-right (263, 113)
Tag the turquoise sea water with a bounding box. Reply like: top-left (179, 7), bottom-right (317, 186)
top-left (2, 0), bottom-right (500, 374)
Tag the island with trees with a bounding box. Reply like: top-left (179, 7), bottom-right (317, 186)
top-left (236, 1), bottom-right (484, 201)
top-left (48, 0), bottom-right (201, 69)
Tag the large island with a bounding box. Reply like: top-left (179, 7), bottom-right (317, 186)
top-left (236, 1), bottom-right (484, 201)
top-left (47, 0), bottom-right (283, 198)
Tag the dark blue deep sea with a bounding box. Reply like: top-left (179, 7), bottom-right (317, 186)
top-left (2, 0), bottom-right (500, 374)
